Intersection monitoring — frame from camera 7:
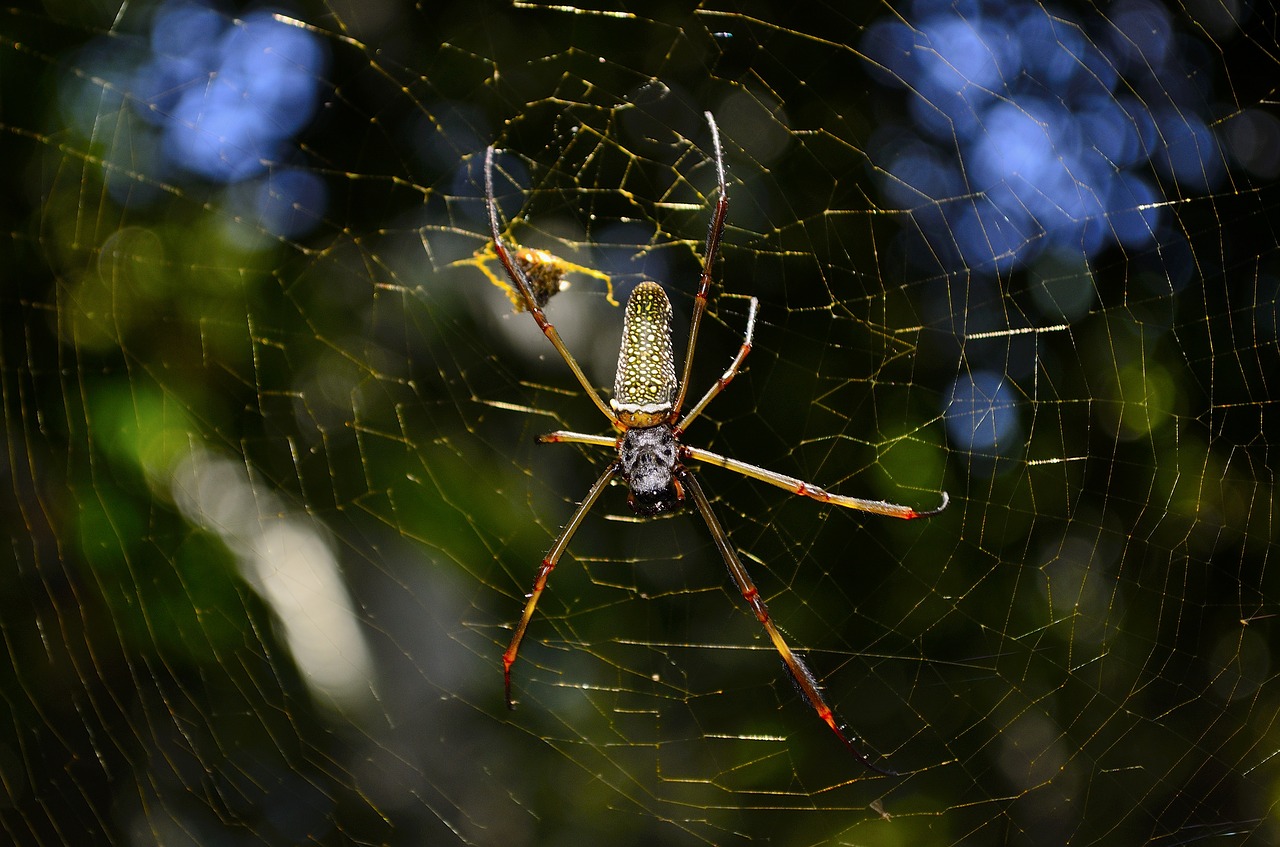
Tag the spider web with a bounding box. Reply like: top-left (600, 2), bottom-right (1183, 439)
top-left (2, 0), bottom-right (1277, 844)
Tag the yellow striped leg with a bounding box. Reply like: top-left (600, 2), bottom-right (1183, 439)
top-left (503, 462), bottom-right (619, 707)
top-left (684, 446), bottom-right (949, 519)
top-left (679, 469), bottom-right (897, 775)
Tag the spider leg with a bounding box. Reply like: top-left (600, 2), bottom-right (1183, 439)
top-left (537, 431), bottom-right (616, 449)
top-left (679, 468), bottom-right (897, 775)
top-left (503, 462), bottom-right (620, 708)
top-left (676, 296), bottom-right (758, 432)
top-left (684, 445), bottom-right (949, 519)
top-left (484, 146), bottom-right (618, 425)
top-left (671, 111), bottom-right (730, 417)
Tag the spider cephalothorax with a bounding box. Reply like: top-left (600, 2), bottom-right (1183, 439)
top-left (484, 113), bottom-right (948, 775)
top-left (618, 424), bottom-right (681, 515)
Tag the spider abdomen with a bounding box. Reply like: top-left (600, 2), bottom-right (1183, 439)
top-left (612, 281), bottom-right (677, 428)
top-left (619, 424), bottom-right (682, 515)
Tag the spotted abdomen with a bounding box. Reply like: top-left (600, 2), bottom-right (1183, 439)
top-left (612, 281), bottom-right (677, 428)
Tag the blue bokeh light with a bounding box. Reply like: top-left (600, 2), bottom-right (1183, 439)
top-left (227, 168), bottom-right (328, 241)
top-left (133, 2), bottom-right (327, 184)
top-left (864, 0), bottom-right (1225, 278)
top-left (944, 370), bottom-right (1022, 453)
top-left (1106, 0), bottom-right (1175, 69)
top-left (55, 0), bottom-right (333, 238)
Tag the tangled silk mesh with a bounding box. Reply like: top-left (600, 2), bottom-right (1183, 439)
top-left (2, 1), bottom-right (1278, 845)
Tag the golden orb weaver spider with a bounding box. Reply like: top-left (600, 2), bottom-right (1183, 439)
top-left (486, 112), bottom-right (948, 775)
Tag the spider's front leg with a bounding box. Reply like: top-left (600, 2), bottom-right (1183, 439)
top-left (503, 462), bottom-right (619, 708)
top-left (483, 145), bottom-right (618, 426)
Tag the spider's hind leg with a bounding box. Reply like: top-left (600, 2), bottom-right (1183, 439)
top-left (678, 467), bottom-right (899, 776)
top-left (503, 462), bottom-right (619, 707)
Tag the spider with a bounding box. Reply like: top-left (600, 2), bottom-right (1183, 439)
top-left (485, 113), bottom-right (948, 775)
